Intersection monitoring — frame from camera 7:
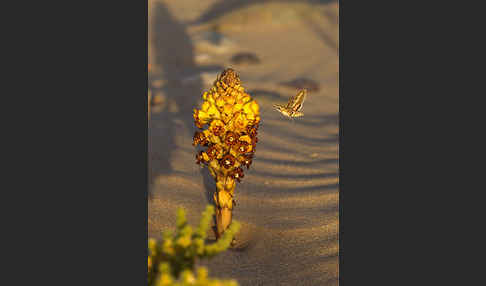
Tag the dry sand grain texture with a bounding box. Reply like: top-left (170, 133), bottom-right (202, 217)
top-left (149, 0), bottom-right (339, 285)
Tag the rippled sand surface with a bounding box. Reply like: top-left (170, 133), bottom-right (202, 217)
top-left (149, 1), bottom-right (339, 285)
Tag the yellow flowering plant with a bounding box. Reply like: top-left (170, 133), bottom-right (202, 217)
top-left (148, 206), bottom-right (240, 286)
top-left (193, 68), bottom-right (260, 239)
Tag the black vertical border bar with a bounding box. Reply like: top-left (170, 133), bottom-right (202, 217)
top-left (144, 0), bottom-right (149, 281)
top-left (12, 0), bottom-right (151, 283)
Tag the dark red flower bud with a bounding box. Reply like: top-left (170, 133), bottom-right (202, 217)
top-left (224, 131), bottom-right (239, 146)
top-left (246, 125), bottom-right (258, 138)
top-left (196, 151), bottom-right (204, 165)
top-left (212, 125), bottom-right (225, 136)
top-left (194, 119), bottom-right (204, 129)
top-left (220, 154), bottom-right (236, 169)
top-left (193, 131), bottom-right (208, 147)
top-left (206, 145), bottom-right (220, 160)
top-left (229, 167), bottom-right (245, 182)
top-left (237, 141), bottom-right (250, 154)
top-left (241, 154), bottom-right (253, 169)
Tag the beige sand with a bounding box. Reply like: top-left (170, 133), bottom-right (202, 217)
top-left (149, 1), bottom-right (339, 285)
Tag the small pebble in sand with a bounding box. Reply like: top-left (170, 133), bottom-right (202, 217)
top-left (151, 94), bottom-right (165, 106)
top-left (230, 52), bottom-right (261, 65)
top-left (195, 53), bottom-right (211, 63)
top-left (192, 30), bottom-right (235, 54)
top-left (151, 79), bottom-right (165, 89)
top-left (280, 78), bottom-right (320, 92)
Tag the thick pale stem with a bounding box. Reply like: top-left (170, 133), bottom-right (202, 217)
top-left (213, 188), bottom-right (234, 239)
top-left (215, 206), bottom-right (232, 239)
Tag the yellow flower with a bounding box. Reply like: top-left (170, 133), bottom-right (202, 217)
top-left (229, 146), bottom-right (239, 158)
top-left (176, 236), bottom-right (191, 248)
top-left (223, 94), bottom-right (236, 105)
top-left (202, 129), bottom-right (211, 138)
top-left (242, 101), bottom-right (255, 116)
top-left (204, 92), bottom-right (216, 104)
top-left (203, 129), bottom-right (221, 144)
top-left (239, 135), bottom-right (252, 144)
top-left (223, 103), bottom-right (233, 115)
top-left (209, 119), bottom-right (225, 136)
top-left (208, 165), bottom-right (217, 177)
top-left (246, 111), bottom-right (256, 121)
top-left (201, 101), bottom-right (211, 112)
top-left (232, 103), bottom-right (244, 113)
top-left (207, 104), bottom-right (221, 119)
top-left (232, 112), bottom-right (248, 132)
top-left (148, 238), bottom-right (157, 253)
top-left (237, 93), bottom-right (251, 104)
top-left (202, 152), bottom-right (210, 162)
top-left (216, 96), bottom-right (225, 110)
top-left (250, 100), bottom-right (259, 114)
top-left (217, 86), bottom-right (225, 94)
top-left (162, 239), bottom-right (174, 255)
top-left (209, 158), bottom-right (220, 170)
top-left (254, 115), bottom-right (261, 124)
top-left (212, 90), bottom-right (220, 99)
top-left (221, 104), bottom-right (234, 123)
top-left (241, 100), bottom-right (260, 124)
top-left (193, 109), bottom-right (210, 128)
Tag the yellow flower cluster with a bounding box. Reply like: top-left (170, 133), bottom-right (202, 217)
top-left (193, 68), bottom-right (260, 211)
top-left (148, 206), bottom-right (241, 286)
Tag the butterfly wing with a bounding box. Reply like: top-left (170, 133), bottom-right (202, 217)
top-left (293, 111), bottom-right (304, 117)
top-left (273, 104), bottom-right (289, 117)
top-left (291, 89), bottom-right (307, 113)
top-left (285, 95), bottom-right (295, 109)
top-left (273, 104), bottom-right (285, 111)
top-left (274, 89), bottom-right (307, 118)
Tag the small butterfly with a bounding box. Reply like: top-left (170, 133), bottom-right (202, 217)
top-left (273, 89), bottom-right (307, 118)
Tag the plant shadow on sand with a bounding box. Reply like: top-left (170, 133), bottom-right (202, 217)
top-left (200, 167), bottom-right (216, 205)
top-left (149, 1), bottom-right (203, 199)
